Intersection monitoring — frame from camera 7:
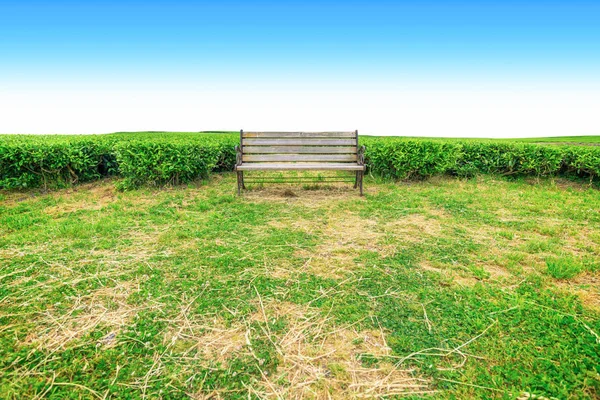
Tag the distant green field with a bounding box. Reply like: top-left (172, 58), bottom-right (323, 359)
top-left (1, 131), bottom-right (598, 144)
top-left (513, 136), bottom-right (600, 144)
top-left (360, 135), bottom-right (600, 145)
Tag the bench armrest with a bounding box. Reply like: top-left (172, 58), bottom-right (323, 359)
top-left (357, 145), bottom-right (366, 165)
top-left (235, 145), bottom-right (242, 166)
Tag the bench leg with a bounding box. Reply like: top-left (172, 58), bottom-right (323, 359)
top-left (354, 171), bottom-right (359, 189)
top-left (359, 171), bottom-right (364, 196)
top-left (236, 171), bottom-right (242, 195)
top-left (240, 171), bottom-right (246, 189)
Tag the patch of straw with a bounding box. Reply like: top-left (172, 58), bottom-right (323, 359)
top-left (23, 281), bottom-right (139, 350)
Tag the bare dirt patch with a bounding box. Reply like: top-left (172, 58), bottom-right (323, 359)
top-left (245, 191), bottom-right (363, 207)
top-left (241, 180), bottom-right (374, 207)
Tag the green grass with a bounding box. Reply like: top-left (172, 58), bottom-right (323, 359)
top-left (361, 135), bottom-right (600, 145)
top-left (546, 257), bottom-right (582, 280)
top-left (109, 132), bottom-right (600, 144)
top-left (2, 131), bottom-right (598, 144)
top-left (1, 174), bottom-right (599, 398)
top-left (513, 136), bottom-right (600, 145)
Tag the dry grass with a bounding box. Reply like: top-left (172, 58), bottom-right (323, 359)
top-left (24, 281), bottom-right (139, 350)
top-left (419, 262), bottom-right (479, 287)
top-left (293, 213), bottom-right (390, 279)
top-left (382, 213), bottom-right (443, 243)
top-left (267, 218), bottom-right (319, 236)
top-left (242, 183), bottom-right (367, 207)
top-left (556, 273), bottom-right (600, 311)
top-left (179, 300), bottom-right (431, 399)
top-left (163, 318), bottom-right (247, 364)
top-left (144, 295), bottom-right (432, 399)
top-left (2, 175), bottom-right (599, 398)
top-left (45, 183), bottom-right (118, 215)
top-left (250, 301), bottom-right (430, 399)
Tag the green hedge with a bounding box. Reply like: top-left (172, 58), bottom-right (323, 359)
top-left (362, 138), bottom-right (600, 182)
top-left (452, 142), bottom-right (565, 177)
top-left (0, 133), bottom-right (237, 189)
top-left (0, 139), bottom-right (115, 189)
top-left (114, 141), bottom-right (222, 188)
top-left (363, 139), bottom-right (460, 179)
top-left (562, 146), bottom-right (600, 179)
top-left (1, 133), bottom-right (599, 189)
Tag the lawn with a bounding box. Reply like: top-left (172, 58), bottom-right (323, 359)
top-left (1, 173), bottom-right (599, 399)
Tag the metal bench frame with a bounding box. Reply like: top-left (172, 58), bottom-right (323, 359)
top-left (235, 130), bottom-right (365, 195)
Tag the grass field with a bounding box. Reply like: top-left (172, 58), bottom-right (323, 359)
top-left (1, 173), bottom-right (599, 399)
top-left (2, 132), bottom-right (599, 144)
top-left (513, 136), bottom-right (600, 145)
top-left (361, 135), bottom-right (600, 145)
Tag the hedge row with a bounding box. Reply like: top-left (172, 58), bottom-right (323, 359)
top-left (1, 133), bottom-right (599, 189)
top-left (0, 139), bottom-right (117, 189)
top-left (362, 138), bottom-right (600, 182)
top-left (113, 139), bottom-right (235, 188)
top-left (0, 133), bottom-right (237, 189)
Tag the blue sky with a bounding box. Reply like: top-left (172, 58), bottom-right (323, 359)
top-left (1, 1), bottom-right (599, 135)
top-left (2, 0), bottom-right (600, 83)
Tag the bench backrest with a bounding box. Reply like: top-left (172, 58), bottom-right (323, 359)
top-left (239, 131), bottom-right (360, 164)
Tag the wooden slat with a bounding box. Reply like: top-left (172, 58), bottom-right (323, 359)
top-left (243, 131), bottom-right (355, 138)
top-left (243, 146), bottom-right (357, 154)
top-left (243, 154), bottom-right (357, 162)
top-left (243, 139), bottom-right (356, 146)
top-left (236, 163), bottom-right (365, 171)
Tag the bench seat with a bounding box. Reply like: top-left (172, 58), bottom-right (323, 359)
top-left (236, 163), bottom-right (365, 171)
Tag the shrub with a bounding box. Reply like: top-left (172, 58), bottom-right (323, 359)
top-left (114, 140), bottom-right (225, 188)
top-left (0, 133), bottom-right (237, 190)
top-left (0, 133), bottom-right (598, 189)
top-left (0, 139), bottom-right (114, 189)
top-left (212, 140), bottom-right (237, 172)
top-left (453, 142), bottom-right (564, 177)
top-left (561, 146), bottom-right (600, 182)
top-left (364, 139), bottom-right (461, 179)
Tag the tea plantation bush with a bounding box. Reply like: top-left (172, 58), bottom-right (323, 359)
top-left (562, 146), bottom-right (600, 180)
top-left (114, 140), bottom-right (223, 188)
top-left (0, 137), bottom-right (116, 189)
top-left (361, 138), bottom-right (599, 182)
top-left (452, 142), bottom-right (565, 177)
top-left (362, 139), bottom-right (460, 179)
top-left (0, 132), bottom-right (237, 189)
top-left (1, 132), bottom-right (599, 189)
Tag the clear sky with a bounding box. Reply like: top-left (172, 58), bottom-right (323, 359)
top-left (1, 0), bottom-right (599, 136)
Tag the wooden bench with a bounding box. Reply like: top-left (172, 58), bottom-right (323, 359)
top-left (235, 130), bottom-right (365, 195)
